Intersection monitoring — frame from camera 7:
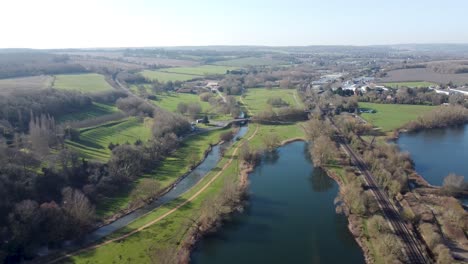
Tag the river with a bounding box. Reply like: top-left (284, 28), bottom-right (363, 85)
top-left (191, 141), bottom-right (365, 264)
top-left (398, 124), bottom-right (468, 186)
top-left (38, 126), bottom-right (249, 256)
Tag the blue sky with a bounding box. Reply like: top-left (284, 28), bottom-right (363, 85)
top-left (1, 0), bottom-right (467, 48)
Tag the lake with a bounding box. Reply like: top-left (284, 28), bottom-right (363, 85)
top-left (398, 124), bottom-right (468, 186)
top-left (191, 141), bottom-right (365, 264)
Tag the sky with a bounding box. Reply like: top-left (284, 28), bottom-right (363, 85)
top-left (1, 0), bottom-right (468, 49)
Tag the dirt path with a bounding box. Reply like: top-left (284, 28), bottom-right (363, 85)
top-left (48, 125), bottom-right (259, 264)
top-left (292, 90), bottom-right (301, 107)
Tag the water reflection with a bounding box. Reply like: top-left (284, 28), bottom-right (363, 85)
top-left (398, 124), bottom-right (468, 186)
top-left (191, 141), bottom-right (364, 264)
top-left (263, 149), bottom-right (280, 164)
top-left (309, 167), bottom-right (334, 192)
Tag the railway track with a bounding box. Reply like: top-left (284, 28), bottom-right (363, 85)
top-left (329, 118), bottom-right (431, 264)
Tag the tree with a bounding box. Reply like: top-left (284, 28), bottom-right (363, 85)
top-left (304, 118), bottom-right (334, 141)
top-left (8, 200), bottom-right (40, 254)
top-left (310, 135), bottom-right (337, 167)
top-left (442, 173), bottom-right (465, 195)
top-left (177, 102), bottom-right (188, 114)
top-left (108, 145), bottom-right (144, 183)
top-left (186, 102), bottom-right (202, 118)
top-left (61, 187), bottom-right (95, 235)
top-left (220, 130), bottom-right (234, 142)
top-left (262, 133), bottom-right (280, 152)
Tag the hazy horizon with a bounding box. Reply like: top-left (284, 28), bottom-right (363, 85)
top-left (2, 0), bottom-right (468, 49)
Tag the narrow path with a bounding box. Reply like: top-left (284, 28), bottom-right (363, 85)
top-left (292, 90), bottom-right (301, 107)
top-left (47, 125), bottom-right (259, 264)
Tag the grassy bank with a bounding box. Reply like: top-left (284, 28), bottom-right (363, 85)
top-left (359, 102), bottom-right (434, 131)
top-left (66, 117), bottom-right (152, 161)
top-left (95, 127), bottom-right (231, 218)
top-left (57, 102), bottom-right (119, 123)
top-left (62, 123), bottom-right (305, 263)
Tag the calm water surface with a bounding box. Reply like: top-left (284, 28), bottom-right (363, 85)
top-left (398, 124), bottom-right (468, 186)
top-left (191, 141), bottom-right (364, 264)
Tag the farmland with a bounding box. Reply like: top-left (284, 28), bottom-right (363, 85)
top-left (240, 87), bottom-right (303, 115)
top-left (214, 57), bottom-right (287, 67)
top-left (53, 73), bottom-right (114, 93)
top-left (57, 102), bottom-right (119, 123)
top-left (381, 68), bottom-right (468, 85)
top-left (140, 70), bottom-right (200, 82)
top-left (161, 65), bottom-right (238, 75)
top-left (359, 102), bottom-right (435, 131)
top-left (0, 75), bottom-right (53, 94)
top-left (381, 81), bottom-right (436, 88)
top-left (66, 117), bottom-right (152, 161)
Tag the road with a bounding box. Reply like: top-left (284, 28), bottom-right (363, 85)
top-left (329, 118), bottom-right (431, 264)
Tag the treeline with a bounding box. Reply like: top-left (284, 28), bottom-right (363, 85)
top-left (405, 105), bottom-right (468, 132)
top-left (359, 87), bottom-right (451, 106)
top-left (0, 89), bottom-right (126, 134)
top-left (252, 107), bottom-right (307, 123)
top-left (0, 93), bottom-right (192, 261)
top-left (0, 52), bottom-right (87, 79)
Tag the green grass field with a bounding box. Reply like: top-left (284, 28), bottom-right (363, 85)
top-left (359, 102), bottom-right (434, 131)
top-left (248, 123), bottom-right (305, 148)
top-left (150, 92), bottom-right (231, 121)
top-left (53, 73), bottom-right (113, 93)
top-left (161, 65), bottom-right (238, 75)
top-left (380, 81), bottom-right (436, 88)
top-left (70, 123), bottom-right (306, 264)
top-left (140, 70), bottom-right (200, 82)
top-left (96, 127), bottom-right (231, 218)
top-left (240, 87), bottom-right (303, 115)
top-left (66, 117), bottom-right (152, 161)
top-left (214, 57), bottom-right (287, 67)
top-left (57, 102), bottom-right (119, 123)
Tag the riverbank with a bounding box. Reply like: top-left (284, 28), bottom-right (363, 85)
top-left (189, 140), bottom-right (365, 264)
top-left (96, 127), bottom-right (231, 227)
top-left (43, 125), bottom-right (258, 264)
top-left (180, 137), bottom-right (304, 263)
top-left (324, 167), bottom-right (374, 264)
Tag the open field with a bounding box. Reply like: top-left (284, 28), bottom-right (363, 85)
top-left (57, 102), bottom-right (119, 123)
top-left (140, 70), bottom-right (200, 82)
top-left (68, 123), bottom-right (305, 264)
top-left (0, 75), bottom-right (53, 94)
top-left (381, 81), bottom-right (436, 88)
top-left (66, 117), bottom-right (152, 161)
top-left (96, 127), bottom-right (231, 218)
top-left (214, 57), bottom-right (287, 67)
top-left (53, 73), bottom-right (114, 93)
top-left (248, 123), bottom-right (305, 148)
top-left (239, 87), bottom-right (304, 115)
top-left (161, 65), bottom-right (238, 75)
top-left (72, 58), bottom-right (144, 71)
top-left (359, 102), bottom-right (435, 131)
top-left (150, 92), bottom-right (231, 121)
top-left (381, 68), bottom-right (468, 85)
top-left (125, 57), bottom-right (200, 67)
